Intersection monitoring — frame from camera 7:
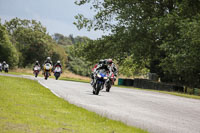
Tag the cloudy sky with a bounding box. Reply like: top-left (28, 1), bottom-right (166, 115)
top-left (0, 0), bottom-right (108, 39)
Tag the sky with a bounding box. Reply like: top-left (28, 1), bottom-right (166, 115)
top-left (0, 0), bottom-right (109, 39)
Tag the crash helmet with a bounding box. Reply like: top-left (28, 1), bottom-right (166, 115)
top-left (3, 61), bottom-right (6, 64)
top-left (47, 57), bottom-right (51, 61)
top-left (103, 59), bottom-right (108, 66)
top-left (57, 60), bottom-right (61, 64)
top-left (107, 58), bottom-right (113, 65)
top-left (36, 61), bottom-right (39, 63)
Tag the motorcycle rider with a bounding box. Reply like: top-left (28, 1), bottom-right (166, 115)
top-left (0, 62), bottom-right (2, 72)
top-left (3, 62), bottom-right (9, 72)
top-left (2, 61), bottom-right (6, 70)
top-left (54, 60), bottom-right (62, 73)
top-left (44, 57), bottom-right (53, 65)
top-left (106, 58), bottom-right (118, 81)
top-left (90, 59), bottom-right (105, 85)
top-left (33, 61), bottom-right (41, 71)
top-left (43, 57), bottom-right (53, 75)
top-left (91, 59), bottom-right (112, 87)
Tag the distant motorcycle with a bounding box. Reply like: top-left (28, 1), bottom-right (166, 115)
top-left (43, 63), bottom-right (52, 80)
top-left (4, 64), bottom-right (9, 73)
top-left (92, 69), bottom-right (108, 95)
top-left (54, 66), bottom-right (62, 80)
top-left (0, 64), bottom-right (2, 72)
top-left (105, 72), bottom-right (115, 92)
top-left (33, 65), bottom-right (40, 77)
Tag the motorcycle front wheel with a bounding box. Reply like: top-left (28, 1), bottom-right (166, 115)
top-left (94, 82), bottom-right (102, 95)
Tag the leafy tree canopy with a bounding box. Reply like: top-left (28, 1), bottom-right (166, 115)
top-left (74, 0), bottom-right (200, 87)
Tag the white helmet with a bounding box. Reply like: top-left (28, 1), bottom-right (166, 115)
top-left (47, 57), bottom-right (51, 60)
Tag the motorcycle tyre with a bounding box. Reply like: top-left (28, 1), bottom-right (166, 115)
top-left (55, 72), bottom-right (60, 80)
top-left (5, 69), bottom-right (8, 73)
top-left (106, 85), bottom-right (111, 92)
top-left (35, 72), bottom-right (38, 78)
top-left (95, 82), bottom-right (101, 95)
top-left (45, 72), bottom-right (49, 80)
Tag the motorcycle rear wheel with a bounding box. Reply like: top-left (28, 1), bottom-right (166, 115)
top-left (106, 85), bottom-right (111, 92)
top-left (45, 72), bottom-right (49, 80)
top-left (35, 72), bottom-right (38, 78)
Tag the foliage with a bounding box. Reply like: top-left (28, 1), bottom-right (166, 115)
top-left (52, 33), bottom-right (90, 46)
top-left (74, 0), bottom-right (200, 87)
top-left (4, 18), bottom-right (67, 67)
top-left (52, 32), bottom-right (92, 76)
top-left (159, 17), bottom-right (200, 87)
top-left (119, 56), bottom-right (149, 77)
top-left (0, 23), bottom-right (19, 67)
top-left (66, 44), bottom-right (92, 76)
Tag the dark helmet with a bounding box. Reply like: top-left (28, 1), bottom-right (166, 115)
top-left (103, 59), bottom-right (108, 66)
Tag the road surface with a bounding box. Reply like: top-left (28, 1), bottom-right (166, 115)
top-left (1, 73), bottom-right (200, 133)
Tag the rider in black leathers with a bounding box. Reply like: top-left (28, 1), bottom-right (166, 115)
top-left (91, 59), bottom-right (112, 87)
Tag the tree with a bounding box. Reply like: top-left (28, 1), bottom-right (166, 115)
top-left (0, 23), bottom-right (19, 67)
top-left (74, 0), bottom-right (200, 87)
top-left (4, 18), bottom-right (67, 67)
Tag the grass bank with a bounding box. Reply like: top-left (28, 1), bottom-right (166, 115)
top-left (0, 76), bottom-right (147, 133)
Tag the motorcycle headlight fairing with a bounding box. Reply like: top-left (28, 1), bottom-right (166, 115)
top-left (104, 77), bottom-right (108, 79)
top-left (97, 74), bottom-right (101, 78)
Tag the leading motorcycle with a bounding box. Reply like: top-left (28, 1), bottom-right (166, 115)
top-left (92, 69), bottom-right (108, 95)
top-left (43, 63), bottom-right (52, 80)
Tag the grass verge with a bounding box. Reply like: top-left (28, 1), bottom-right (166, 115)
top-left (0, 76), bottom-right (147, 133)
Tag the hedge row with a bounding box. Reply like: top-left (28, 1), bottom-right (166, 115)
top-left (118, 78), bottom-right (184, 92)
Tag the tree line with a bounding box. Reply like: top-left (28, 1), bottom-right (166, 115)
top-left (74, 0), bottom-right (200, 88)
top-left (0, 17), bottom-right (92, 76)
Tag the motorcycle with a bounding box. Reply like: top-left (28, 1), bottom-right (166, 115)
top-left (105, 72), bottom-right (115, 92)
top-left (54, 66), bottom-right (62, 80)
top-left (92, 69), bottom-right (108, 95)
top-left (4, 64), bottom-right (9, 73)
top-left (0, 64), bottom-right (2, 72)
top-left (43, 63), bottom-right (52, 80)
top-left (33, 65), bottom-right (40, 77)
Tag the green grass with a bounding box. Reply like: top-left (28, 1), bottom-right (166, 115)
top-left (0, 76), bottom-right (147, 133)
